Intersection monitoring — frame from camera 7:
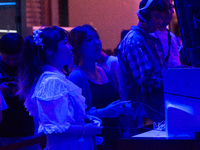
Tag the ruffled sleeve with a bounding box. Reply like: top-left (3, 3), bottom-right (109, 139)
top-left (30, 72), bottom-right (85, 134)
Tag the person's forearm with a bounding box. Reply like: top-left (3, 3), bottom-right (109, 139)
top-left (88, 107), bottom-right (106, 118)
top-left (96, 108), bottom-right (106, 118)
top-left (50, 124), bottom-right (85, 137)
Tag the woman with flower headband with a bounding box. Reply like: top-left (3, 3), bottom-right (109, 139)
top-left (18, 26), bottom-right (102, 150)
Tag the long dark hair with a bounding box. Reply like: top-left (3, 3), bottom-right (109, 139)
top-left (18, 26), bottom-right (69, 98)
top-left (69, 24), bottom-right (99, 67)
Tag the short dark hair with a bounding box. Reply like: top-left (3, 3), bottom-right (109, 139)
top-left (138, 0), bottom-right (168, 22)
top-left (0, 33), bottom-right (24, 55)
top-left (139, 0), bottom-right (167, 12)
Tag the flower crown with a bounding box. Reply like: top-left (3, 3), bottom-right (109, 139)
top-left (33, 29), bottom-right (44, 49)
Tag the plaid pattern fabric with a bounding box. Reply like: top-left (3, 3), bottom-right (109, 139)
top-left (118, 26), bottom-right (164, 93)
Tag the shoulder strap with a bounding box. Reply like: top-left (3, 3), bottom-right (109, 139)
top-left (165, 29), bottom-right (171, 62)
top-left (102, 67), bottom-right (114, 83)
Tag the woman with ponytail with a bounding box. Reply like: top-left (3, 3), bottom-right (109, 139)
top-left (18, 26), bottom-right (102, 150)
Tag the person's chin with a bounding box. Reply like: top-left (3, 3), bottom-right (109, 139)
top-left (96, 54), bottom-right (102, 60)
top-left (164, 18), bottom-right (172, 25)
top-left (148, 29), bottom-right (157, 33)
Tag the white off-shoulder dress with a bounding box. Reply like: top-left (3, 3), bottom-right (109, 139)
top-left (24, 70), bottom-right (94, 150)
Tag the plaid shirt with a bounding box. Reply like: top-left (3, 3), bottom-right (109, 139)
top-left (117, 26), bottom-right (166, 127)
top-left (118, 26), bottom-right (165, 95)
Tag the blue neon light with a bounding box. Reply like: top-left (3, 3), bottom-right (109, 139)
top-left (0, 2), bottom-right (16, 6)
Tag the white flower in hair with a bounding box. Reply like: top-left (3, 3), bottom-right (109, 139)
top-left (33, 29), bottom-right (44, 48)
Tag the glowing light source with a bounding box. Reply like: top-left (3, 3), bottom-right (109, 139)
top-left (0, 30), bottom-right (17, 33)
top-left (33, 26), bottom-right (74, 32)
top-left (0, 2), bottom-right (16, 6)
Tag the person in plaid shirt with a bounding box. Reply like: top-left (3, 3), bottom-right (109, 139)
top-left (117, 0), bottom-right (168, 137)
